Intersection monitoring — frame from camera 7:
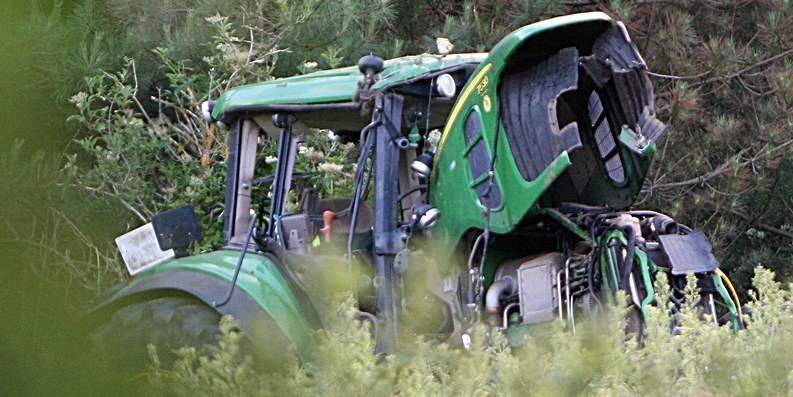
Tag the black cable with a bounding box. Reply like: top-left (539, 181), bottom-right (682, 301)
top-left (619, 225), bottom-right (636, 290)
top-left (214, 215), bottom-right (257, 308)
top-left (397, 185), bottom-right (427, 202)
top-left (425, 77), bottom-right (434, 135)
top-left (589, 212), bottom-right (619, 247)
top-left (347, 120), bottom-right (379, 296)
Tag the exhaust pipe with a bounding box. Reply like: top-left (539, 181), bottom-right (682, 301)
top-left (485, 278), bottom-right (515, 326)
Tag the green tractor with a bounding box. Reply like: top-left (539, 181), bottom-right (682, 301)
top-left (92, 12), bottom-right (744, 367)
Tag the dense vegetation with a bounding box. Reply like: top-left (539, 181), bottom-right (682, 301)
top-left (0, 0), bottom-right (790, 395)
top-left (147, 269), bottom-right (793, 396)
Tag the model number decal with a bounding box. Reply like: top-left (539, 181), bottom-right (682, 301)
top-left (476, 75), bottom-right (489, 95)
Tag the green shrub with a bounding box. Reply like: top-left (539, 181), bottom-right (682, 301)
top-left (146, 267), bottom-right (793, 397)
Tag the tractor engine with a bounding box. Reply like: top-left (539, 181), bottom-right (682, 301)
top-left (486, 252), bottom-right (565, 328)
top-left (480, 208), bottom-right (741, 335)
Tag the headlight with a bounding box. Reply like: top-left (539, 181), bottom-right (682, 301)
top-left (410, 153), bottom-right (434, 178)
top-left (435, 73), bottom-right (457, 97)
top-left (413, 205), bottom-right (441, 229)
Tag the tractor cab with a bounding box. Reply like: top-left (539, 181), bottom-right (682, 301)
top-left (212, 52), bottom-right (485, 252)
top-left (205, 50), bottom-right (491, 351)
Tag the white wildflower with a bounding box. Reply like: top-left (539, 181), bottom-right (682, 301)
top-left (265, 156), bottom-right (278, 164)
top-left (305, 147), bottom-right (324, 163)
top-left (318, 162), bottom-right (343, 174)
top-left (216, 43), bottom-right (247, 64)
top-left (69, 92), bottom-right (88, 108)
top-left (205, 14), bottom-right (227, 24)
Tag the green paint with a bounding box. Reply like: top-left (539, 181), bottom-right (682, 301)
top-left (196, 12), bottom-right (675, 353)
top-left (211, 13), bottom-right (663, 270)
top-left (619, 125), bottom-right (658, 157)
top-left (212, 53), bottom-right (486, 118)
top-left (599, 231), bottom-right (623, 305)
top-left (598, 230), bottom-right (655, 318)
top-left (635, 249), bottom-right (654, 319)
top-left (427, 12), bottom-right (662, 262)
top-left (536, 208), bottom-right (591, 242)
top-left (137, 250), bottom-right (317, 361)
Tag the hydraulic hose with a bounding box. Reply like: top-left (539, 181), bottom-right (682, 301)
top-left (715, 268), bottom-right (744, 324)
top-left (619, 225), bottom-right (636, 290)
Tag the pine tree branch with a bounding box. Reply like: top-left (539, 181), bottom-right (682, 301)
top-left (711, 199), bottom-right (793, 241)
top-left (647, 70), bottom-right (711, 81)
top-left (425, 0), bottom-right (448, 19)
top-left (645, 138), bottom-right (793, 193)
top-left (690, 49), bottom-right (793, 88)
top-left (650, 49), bottom-right (793, 86)
top-left (647, 154), bottom-right (735, 190)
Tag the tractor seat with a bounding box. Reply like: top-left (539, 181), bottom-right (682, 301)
top-left (315, 198), bottom-right (374, 235)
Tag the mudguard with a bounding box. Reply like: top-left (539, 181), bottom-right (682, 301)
top-left (91, 250), bottom-right (318, 362)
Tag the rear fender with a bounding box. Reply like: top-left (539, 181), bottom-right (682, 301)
top-left (91, 250), bottom-right (318, 362)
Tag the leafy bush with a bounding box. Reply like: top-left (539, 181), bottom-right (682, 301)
top-left (64, 5), bottom-right (388, 252)
top-left (64, 13), bottom-right (281, 251)
top-left (146, 267), bottom-right (793, 397)
top-left (0, 142), bottom-right (128, 396)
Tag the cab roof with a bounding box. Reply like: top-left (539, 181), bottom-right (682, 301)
top-left (212, 53), bottom-right (487, 121)
top-left (211, 12), bottom-right (615, 129)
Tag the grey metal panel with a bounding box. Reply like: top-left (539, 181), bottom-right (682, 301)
top-left (638, 106), bottom-right (668, 142)
top-left (516, 253), bottom-right (563, 324)
top-left (230, 120), bottom-right (259, 245)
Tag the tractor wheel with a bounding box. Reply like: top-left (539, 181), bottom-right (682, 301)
top-left (92, 295), bottom-right (224, 374)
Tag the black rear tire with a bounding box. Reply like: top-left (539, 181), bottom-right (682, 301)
top-left (92, 295), bottom-right (223, 373)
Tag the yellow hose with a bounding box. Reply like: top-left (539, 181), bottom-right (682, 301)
top-left (715, 268), bottom-right (744, 324)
